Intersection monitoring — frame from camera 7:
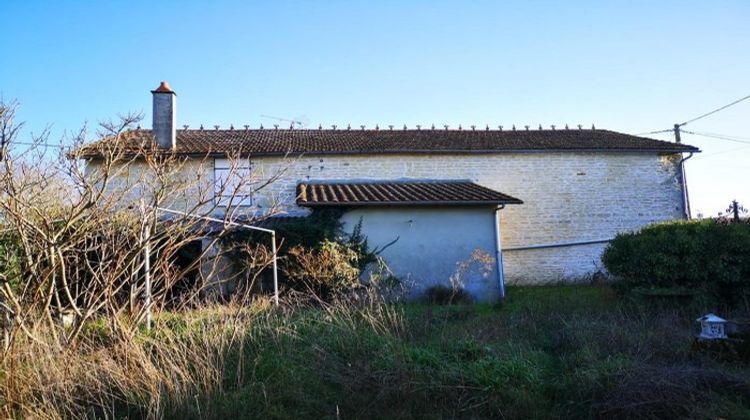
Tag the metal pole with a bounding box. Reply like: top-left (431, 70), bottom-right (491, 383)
top-left (153, 206), bottom-right (279, 306)
top-left (143, 222), bottom-right (152, 331)
top-left (271, 232), bottom-right (279, 306)
top-left (156, 207), bottom-right (275, 233)
top-left (503, 238), bottom-right (613, 252)
top-left (494, 205), bottom-right (506, 299)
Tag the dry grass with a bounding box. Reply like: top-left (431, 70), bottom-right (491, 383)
top-left (1, 286), bottom-right (750, 419)
top-left (1, 300), bottom-right (270, 418)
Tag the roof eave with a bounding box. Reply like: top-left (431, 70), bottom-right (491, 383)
top-left (80, 147), bottom-right (700, 160)
top-left (297, 199), bottom-right (524, 207)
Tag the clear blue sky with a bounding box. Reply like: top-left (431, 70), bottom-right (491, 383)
top-left (2, 0), bottom-right (748, 217)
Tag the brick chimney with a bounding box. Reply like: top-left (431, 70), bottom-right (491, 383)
top-left (151, 81), bottom-right (176, 149)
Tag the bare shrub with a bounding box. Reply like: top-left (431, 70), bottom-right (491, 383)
top-left (0, 99), bottom-right (284, 351)
top-left (283, 240), bottom-right (362, 301)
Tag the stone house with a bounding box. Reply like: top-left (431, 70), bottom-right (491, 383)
top-left (81, 82), bottom-right (700, 301)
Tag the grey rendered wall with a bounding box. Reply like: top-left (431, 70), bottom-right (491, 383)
top-left (339, 206), bottom-right (501, 302)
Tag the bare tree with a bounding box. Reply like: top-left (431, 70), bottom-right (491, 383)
top-left (0, 99), bottom-right (287, 352)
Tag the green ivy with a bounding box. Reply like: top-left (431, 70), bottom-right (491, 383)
top-left (0, 231), bottom-right (22, 292)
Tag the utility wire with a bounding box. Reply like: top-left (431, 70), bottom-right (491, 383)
top-left (693, 145), bottom-right (750, 159)
top-left (634, 129), bottom-right (672, 136)
top-left (682, 130), bottom-right (750, 145)
top-left (9, 141), bottom-right (67, 148)
top-left (637, 93), bottom-right (750, 136)
top-left (689, 130), bottom-right (750, 142)
top-left (679, 93), bottom-right (750, 127)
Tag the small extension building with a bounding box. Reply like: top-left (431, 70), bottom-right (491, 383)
top-left (81, 82), bottom-right (700, 301)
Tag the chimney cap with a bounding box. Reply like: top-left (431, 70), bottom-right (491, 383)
top-left (151, 81), bottom-right (175, 94)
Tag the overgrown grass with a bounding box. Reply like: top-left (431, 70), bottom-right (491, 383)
top-left (2, 286), bottom-right (750, 419)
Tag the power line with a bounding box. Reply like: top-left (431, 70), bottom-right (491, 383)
top-left (689, 130), bottom-right (750, 142)
top-left (693, 145), bottom-right (750, 159)
top-left (636, 93), bottom-right (750, 139)
top-left (634, 129), bottom-right (672, 136)
top-left (9, 141), bottom-right (67, 149)
top-left (682, 130), bottom-right (750, 145)
top-left (679, 93), bottom-right (750, 127)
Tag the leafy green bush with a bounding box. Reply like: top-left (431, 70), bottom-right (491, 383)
top-left (271, 209), bottom-right (346, 249)
top-left (602, 220), bottom-right (750, 302)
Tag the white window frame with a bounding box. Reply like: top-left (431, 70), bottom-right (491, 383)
top-left (214, 158), bottom-right (254, 207)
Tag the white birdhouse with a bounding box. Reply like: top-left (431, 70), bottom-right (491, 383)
top-left (696, 313), bottom-right (727, 340)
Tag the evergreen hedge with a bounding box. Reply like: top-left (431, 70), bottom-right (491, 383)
top-left (601, 220), bottom-right (750, 302)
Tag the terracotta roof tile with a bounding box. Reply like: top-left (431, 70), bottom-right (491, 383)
top-left (296, 180), bottom-right (523, 207)
top-left (78, 128), bottom-right (699, 158)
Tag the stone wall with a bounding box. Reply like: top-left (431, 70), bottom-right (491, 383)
top-left (88, 151), bottom-right (686, 284)
top-left (245, 152), bottom-right (685, 284)
top-left (85, 158), bottom-right (215, 214)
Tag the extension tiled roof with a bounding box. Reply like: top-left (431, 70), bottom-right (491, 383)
top-left (78, 127), bottom-right (699, 158)
top-left (296, 180), bottom-right (523, 207)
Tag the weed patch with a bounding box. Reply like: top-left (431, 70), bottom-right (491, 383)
top-left (2, 286), bottom-right (750, 418)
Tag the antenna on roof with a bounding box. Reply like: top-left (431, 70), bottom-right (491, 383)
top-left (260, 114), bottom-right (304, 129)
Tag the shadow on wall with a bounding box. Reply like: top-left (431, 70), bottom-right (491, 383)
top-left (411, 248), bottom-right (497, 303)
